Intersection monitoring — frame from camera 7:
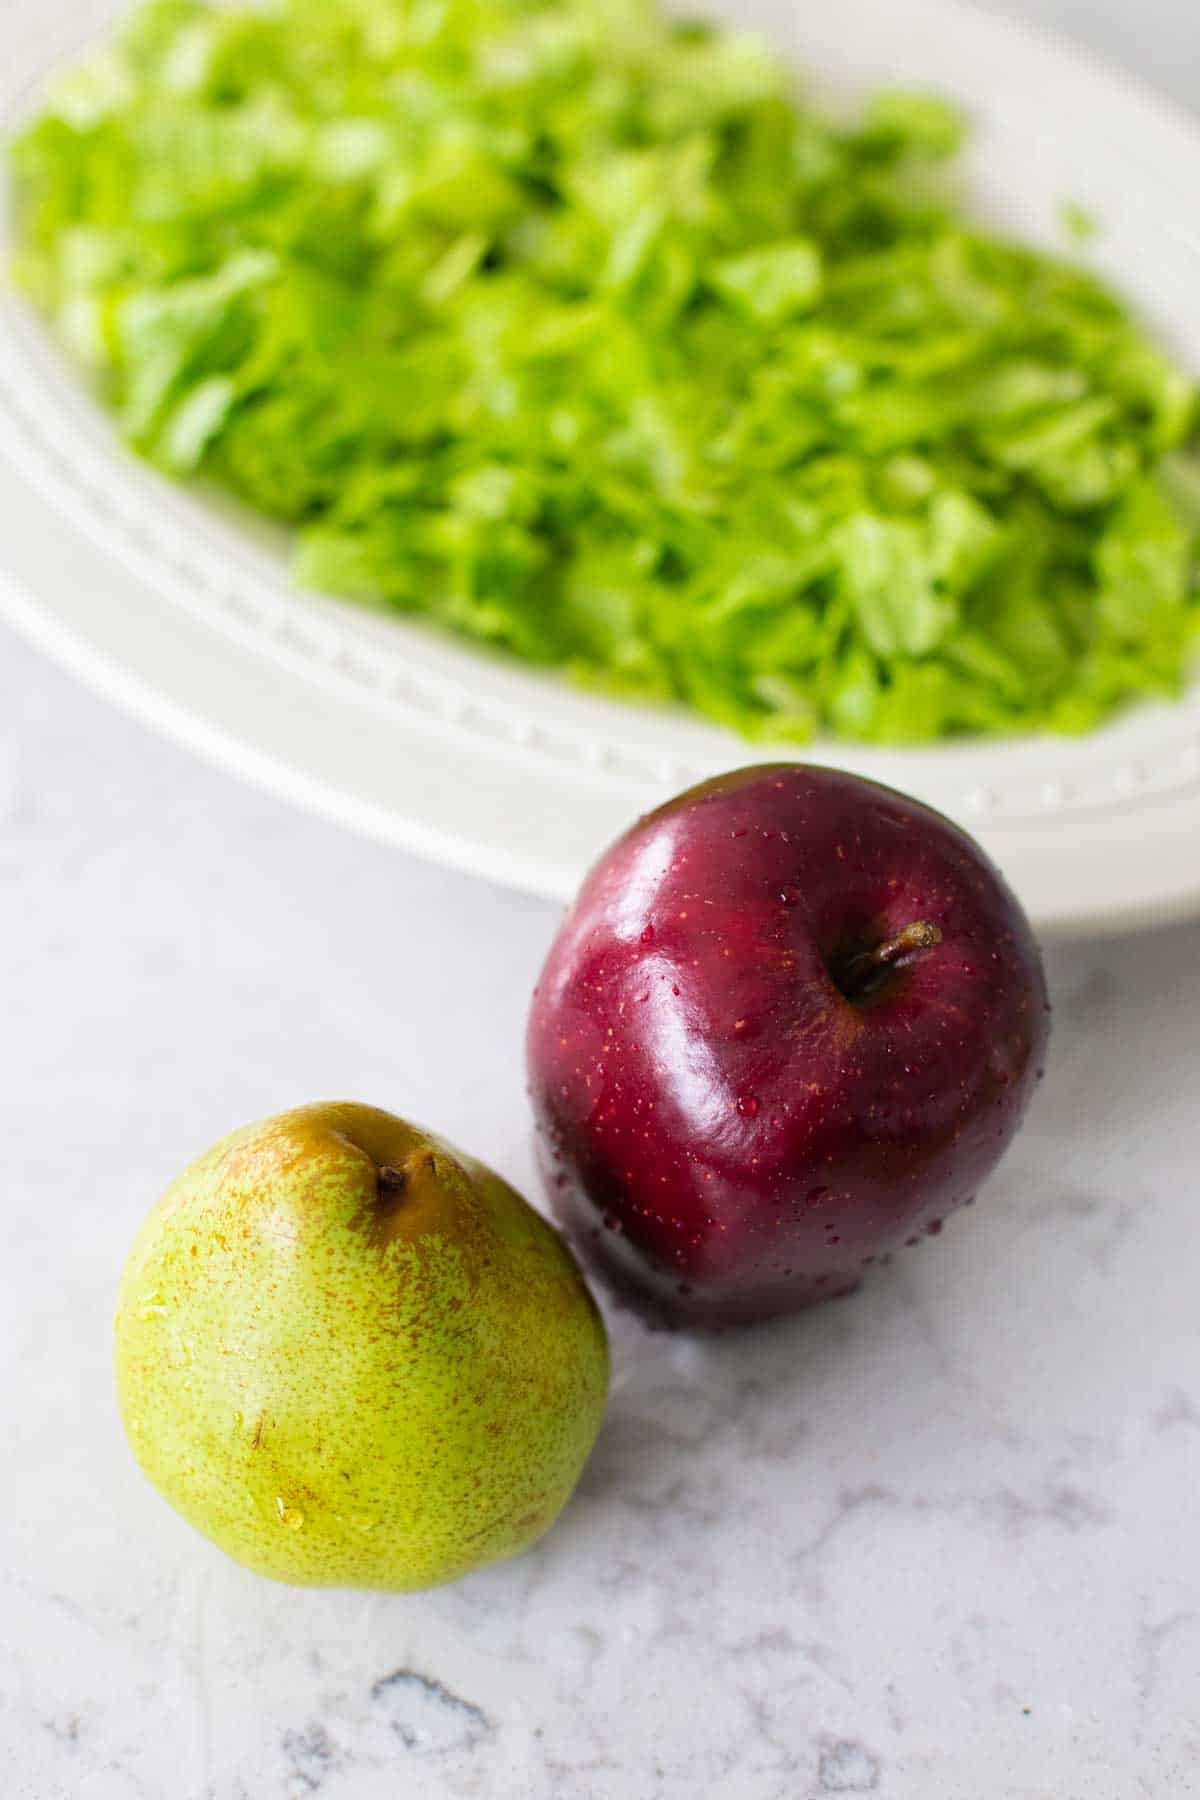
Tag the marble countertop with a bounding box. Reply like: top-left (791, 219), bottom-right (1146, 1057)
top-left (3, 6), bottom-right (1200, 1796)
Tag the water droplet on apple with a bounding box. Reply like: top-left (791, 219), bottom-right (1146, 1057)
top-left (276, 1498), bottom-right (305, 1531)
top-left (779, 886), bottom-right (803, 908)
top-left (640, 925), bottom-right (655, 945)
top-left (736, 1095), bottom-right (759, 1119)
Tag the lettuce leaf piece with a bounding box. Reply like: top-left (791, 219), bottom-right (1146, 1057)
top-left (711, 240), bottom-right (822, 324)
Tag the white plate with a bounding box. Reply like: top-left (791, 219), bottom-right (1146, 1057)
top-left (3, 0), bottom-right (1200, 937)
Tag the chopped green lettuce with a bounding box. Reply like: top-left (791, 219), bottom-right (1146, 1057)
top-left (10, 0), bottom-right (1200, 742)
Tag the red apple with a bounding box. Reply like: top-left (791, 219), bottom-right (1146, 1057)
top-left (527, 764), bottom-right (1049, 1329)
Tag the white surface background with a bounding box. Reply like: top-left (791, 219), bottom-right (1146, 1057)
top-left (3, 3), bottom-right (1200, 1796)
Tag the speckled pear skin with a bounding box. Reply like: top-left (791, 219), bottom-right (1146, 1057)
top-left (114, 1103), bottom-right (610, 1590)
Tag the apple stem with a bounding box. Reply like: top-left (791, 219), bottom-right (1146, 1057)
top-left (842, 920), bottom-right (943, 996)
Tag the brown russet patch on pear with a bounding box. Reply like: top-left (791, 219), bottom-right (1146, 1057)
top-left (363, 1150), bottom-right (457, 1251)
top-left (282, 1105), bottom-right (498, 1279)
top-left (214, 1123), bottom-right (317, 1194)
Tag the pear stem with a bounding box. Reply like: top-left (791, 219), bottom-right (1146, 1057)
top-left (841, 920), bottom-right (943, 997)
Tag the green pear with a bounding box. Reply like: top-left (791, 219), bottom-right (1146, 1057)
top-left (114, 1103), bottom-right (609, 1590)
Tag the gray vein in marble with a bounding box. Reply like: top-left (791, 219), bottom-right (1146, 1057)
top-left (818, 1740), bottom-right (882, 1793)
top-left (369, 1669), bottom-right (494, 1755)
top-left (281, 1722), bottom-right (337, 1795)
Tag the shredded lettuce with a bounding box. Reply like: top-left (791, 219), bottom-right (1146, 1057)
top-left (11, 0), bottom-right (1200, 742)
